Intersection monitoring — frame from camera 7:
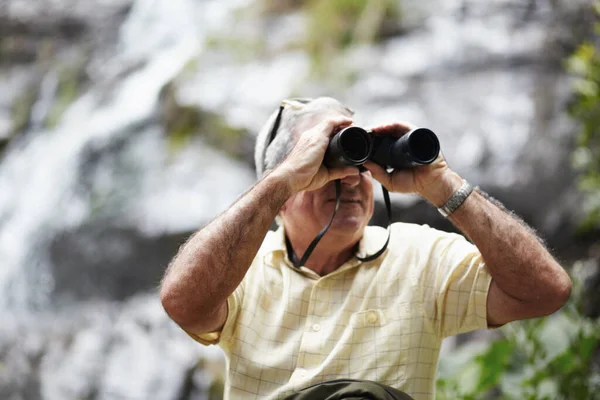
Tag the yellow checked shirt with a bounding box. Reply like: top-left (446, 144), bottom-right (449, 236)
top-left (186, 222), bottom-right (492, 400)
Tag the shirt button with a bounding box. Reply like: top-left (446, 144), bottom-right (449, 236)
top-left (295, 368), bottom-right (307, 378)
top-left (312, 323), bottom-right (321, 332)
top-left (367, 311), bottom-right (378, 324)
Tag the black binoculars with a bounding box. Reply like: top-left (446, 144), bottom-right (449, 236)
top-left (324, 126), bottom-right (440, 170)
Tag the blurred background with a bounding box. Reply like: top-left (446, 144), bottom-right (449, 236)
top-left (0, 0), bottom-right (599, 399)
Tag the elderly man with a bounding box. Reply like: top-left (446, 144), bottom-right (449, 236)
top-left (160, 97), bottom-right (572, 400)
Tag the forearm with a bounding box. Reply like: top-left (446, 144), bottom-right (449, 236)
top-left (160, 170), bottom-right (292, 327)
top-left (424, 172), bottom-right (571, 307)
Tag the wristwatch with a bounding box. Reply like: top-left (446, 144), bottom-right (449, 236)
top-left (438, 179), bottom-right (473, 218)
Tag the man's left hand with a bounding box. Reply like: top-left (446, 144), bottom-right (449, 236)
top-left (363, 121), bottom-right (463, 206)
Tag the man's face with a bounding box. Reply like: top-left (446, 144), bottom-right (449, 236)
top-left (281, 171), bottom-right (375, 237)
top-left (280, 112), bottom-right (375, 241)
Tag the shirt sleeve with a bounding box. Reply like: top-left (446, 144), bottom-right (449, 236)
top-left (184, 280), bottom-right (245, 347)
top-left (425, 230), bottom-right (493, 338)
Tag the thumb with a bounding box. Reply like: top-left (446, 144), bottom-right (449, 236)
top-left (327, 166), bottom-right (360, 182)
top-left (363, 161), bottom-right (393, 190)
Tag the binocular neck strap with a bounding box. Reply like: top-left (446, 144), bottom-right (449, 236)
top-left (286, 180), bottom-right (392, 268)
top-left (356, 184), bottom-right (391, 262)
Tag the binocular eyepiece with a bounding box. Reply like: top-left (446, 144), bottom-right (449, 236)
top-left (324, 126), bottom-right (440, 170)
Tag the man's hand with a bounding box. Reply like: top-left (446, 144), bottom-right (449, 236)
top-left (364, 123), bottom-right (571, 326)
top-left (275, 116), bottom-right (361, 194)
top-left (363, 121), bottom-right (462, 206)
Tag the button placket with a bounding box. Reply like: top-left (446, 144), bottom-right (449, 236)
top-left (295, 280), bottom-right (322, 373)
top-left (307, 287), bottom-right (321, 334)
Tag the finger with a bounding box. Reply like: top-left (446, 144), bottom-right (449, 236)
top-left (363, 161), bottom-right (393, 190)
top-left (368, 121), bottom-right (417, 137)
top-left (322, 116), bottom-right (353, 137)
top-left (327, 166), bottom-right (360, 182)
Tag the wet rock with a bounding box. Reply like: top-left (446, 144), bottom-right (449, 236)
top-left (49, 224), bottom-right (189, 302)
top-left (0, 296), bottom-right (225, 400)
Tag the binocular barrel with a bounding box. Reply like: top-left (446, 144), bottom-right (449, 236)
top-left (324, 126), bottom-right (440, 170)
top-left (324, 126), bottom-right (373, 167)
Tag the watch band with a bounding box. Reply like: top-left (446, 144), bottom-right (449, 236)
top-left (438, 179), bottom-right (473, 218)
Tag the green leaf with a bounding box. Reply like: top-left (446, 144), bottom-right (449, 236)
top-left (578, 334), bottom-right (599, 361)
top-left (474, 340), bottom-right (513, 392)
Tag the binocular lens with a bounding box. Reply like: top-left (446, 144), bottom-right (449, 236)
top-left (407, 128), bottom-right (439, 163)
top-left (340, 127), bottom-right (371, 162)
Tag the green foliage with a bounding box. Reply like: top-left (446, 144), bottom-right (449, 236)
top-left (10, 85), bottom-right (38, 135)
top-left (567, 1), bottom-right (600, 231)
top-left (257, 0), bottom-right (400, 77)
top-left (204, 34), bottom-right (266, 61)
top-left (437, 273), bottom-right (600, 400)
top-left (438, 5), bottom-right (600, 398)
top-left (9, 55), bottom-right (86, 137)
top-left (46, 62), bottom-right (85, 129)
top-left (304, 0), bottom-right (400, 74)
top-left (160, 83), bottom-right (250, 160)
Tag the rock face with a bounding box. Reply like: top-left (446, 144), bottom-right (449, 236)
top-left (0, 296), bottom-right (226, 400)
top-left (0, 0), bottom-right (597, 399)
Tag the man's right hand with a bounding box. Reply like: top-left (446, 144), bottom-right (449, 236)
top-left (275, 116), bottom-right (361, 194)
top-left (161, 114), bottom-right (360, 336)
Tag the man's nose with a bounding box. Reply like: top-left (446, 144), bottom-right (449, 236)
top-left (341, 170), bottom-right (361, 187)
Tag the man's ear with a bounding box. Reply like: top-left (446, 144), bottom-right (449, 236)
top-left (279, 201), bottom-right (288, 216)
top-left (274, 203), bottom-right (287, 229)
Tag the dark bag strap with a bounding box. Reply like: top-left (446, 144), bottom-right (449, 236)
top-left (281, 379), bottom-right (415, 400)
